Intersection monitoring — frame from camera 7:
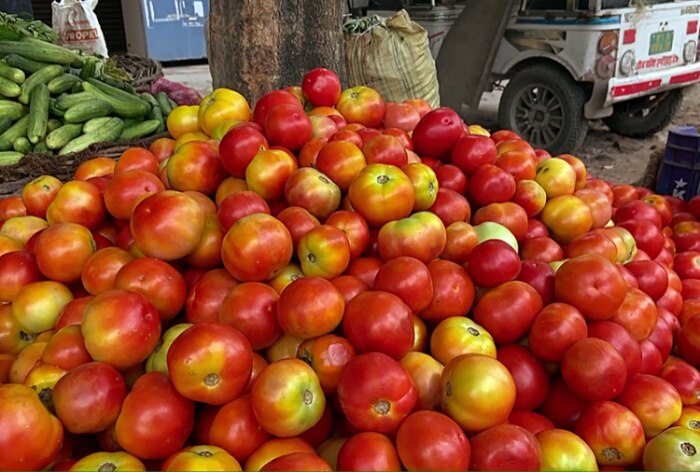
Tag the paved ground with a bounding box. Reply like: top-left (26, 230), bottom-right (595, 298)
top-left (163, 64), bottom-right (700, 187)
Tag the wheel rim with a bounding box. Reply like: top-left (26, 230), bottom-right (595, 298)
top-left (511, 84), bottom-right (564, 149)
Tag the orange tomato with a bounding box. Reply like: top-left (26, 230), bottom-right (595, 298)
top-left (167, 105), bottom-right (201, 139)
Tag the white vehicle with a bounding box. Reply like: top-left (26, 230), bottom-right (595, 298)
top-left (369, 0), bottom-right (700, 154)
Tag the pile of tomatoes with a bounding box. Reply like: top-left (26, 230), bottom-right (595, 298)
top-left (2, 66), bottom-right (700, 471)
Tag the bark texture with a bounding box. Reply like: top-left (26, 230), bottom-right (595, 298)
top-left (208, 0), bottom-right (347, 104)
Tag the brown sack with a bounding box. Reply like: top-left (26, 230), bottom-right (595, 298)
top-left (344, 9), bottom-right (440, 108)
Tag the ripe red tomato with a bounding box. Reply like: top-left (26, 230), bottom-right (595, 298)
top-left (497, 344), bottom-right (550, 411)
top-left (362, 134), bottom-right (408, 167)
top-left (40, 325), bottom-right (92, 370)
top-left (337, 352), bottom-right (417, 434)
top-left (412, 107), bottom-right (463, 159)
top-left (34, 222), bottom-right (95, 284)
top-left (348, 163), bottom-right (415, 227)
top-left (587, 320), bottom-right (642, 378)
top-left (52, 361), bottom-right (126, 434)
top-left (81, 247), bottom-right (134, 296)
top-left (342, 290), bottom-right (414, 360)
top-left (283, 167), bottom-right (341, 220)
top-left (115, 372), bottom-right (195, 459)
top-left (0, 383), bottom-right (64, 470)
top-left (508, 410), bottom-right (555, 435)
top-left (660, 356), bottom-right (700, 406)
top-left (467, 239), bottom-right (522, 288)
top-left (336, 432), bottom-right (402, 471)
top-left (561, 337), bottom-right (628, 401)
top-left (469, 424), bottom-right (541, 471)
top-left (167, 323), bottom-right (253, 405)
top-left (264, 105), bottom-right (312, 151)
top-left (335, 86), bottom-right (386, 128)
top-left (373, 256), bottom-right (433, 313)
top-left (325, 210), bottom-right (370, 260)
top-left (185, 268), bottom-right (238, 324)
top-left (252, 90), bottom-right (303, 128)
top-left (574, 400), bottom-right (646, 467)
top-left (219, 125), bottom-right (269, 178)
top-left (468, 164), bottom-right (517, 206)
top-left (383, 103), bottom-right (421, 132)
top-left (219, 282), bottom-right (281, 350)
top-left (395, 411), bottom-right (471, 470)
top-left (244, 438), bottom-right (315, 471)
top-left (277, 276), bottom-right (345, 339)
top-left (261, 452), bottom-right (331, 471)
top-left (209, 394), bottom-right (271, 463)
top-left (625, 259), bottom-right (669, 301)
top-left (420, 259), bottom-right (475, 323)
top-left (297, 224), bottom-right (351, 279)
top-left (611, 287), bottom-right (658, 341)
top-left (301, 68), bottom-right (341, 107)
top-left (516, 260), bottom-right (555, 304)
top-left (472, 281), bottom-right (543, 345)
top-left (46, 179), bottom-right (105, 229)
top-left (554, 255), bottom-right (628, 321)
top-left (617, 373), bottom-right (683, 438)
top-left (0, 250), bottom-right (40, 303)
top-left (217, 190), bottom-right (270, 232)
top-left (297, 334), bottom-right (356, 395)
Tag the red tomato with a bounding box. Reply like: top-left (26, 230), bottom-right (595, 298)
top-left (40, 325), bottom-right (92, 370)
top-left (115, 372), bottom-right (195, 459)
top-left (467, 239), bottom-right (522, 288)
top-left (81, 247), bottom-right (134, 296)
top-left (252, 90), bottom-right (303, 127)
top-left (574, 400), bottom-right (646, 467)
top-left (362, 134), bottom-right (408, 167)
top-left (434, 163), bottom-right (468, 194)
top-left (660, 356), bottom-right (700, 406)
top-left (497, 344), bottom-right (550, 411)
top-left (508, 410), bottom-right (555, 435)
top-left (21, 175), bottom-right (62, 219)
top-left (113, 257), bottom-right (186, 321)
top-left (412, 107), bottom-right (463, 159)
top-left (336, 432), bottom-right (401, 471)
top-left (0, 250), bottom-right (41, 303)
top-left (472, 281), bottom-right (543, 345)
top-left (520, 236), bottom-right (565, 263)
top-left (166, 141), bottom-right (227, 195)
top-left (469, 424), bottom-right (541, 471)
top-left (395, 411), bottom-right (470, 470)
top-left (383, 103), bottom-right (421, 132)
top-left (185, 269), bottom-right (238, 324)
top-left (46, 180), bottom-right (105, 229)
top-left (618, 218), bottom-right (665, 259)
top-left (373, 256), bottom-right (433, 313)
top-left (167, 323), bottom-right (253, 405)
top-left (297, 224), bottom-right (351, 279)
top-left (342, 290), bottom-right (414, 360)
top-left (264, 104), bottom-right (312, 151)
top-left (34, 222), bottom-right (95, 283)
top-left (325, 210), bottom-right (370, 260)
top-left (450, 134), bottom-right (498, 174)
top-left (219, 282), bottom-right (281, 350)
top-left (209, 394), bottom-right (270, 463)
top-left (613, 199), bottom-right (663, 228)
top-left (53, 361), bottom-right (126, 434)
top-left (261, 452), bottom-right (331, 471)
top-left (554, 255), bottom-right (628, 321)
top-left (624, 259), bottom-right (669, 301)
top-left (537, 428), bottom-right (598, 471)
top-left (296, 334), bottom-right (356, 395)
top-left (219, 125), bottom-right (269, 178)
top-left (0, 383), bottom-right (64, 470)
top-left (420, 259), bottom-right (475, 323)
top-left (561, 338), bottom-right (628, 401)
top-left (103, 170), bottom-right (164, 221)
top-left (441, 354), bottom-right (516, 433)
top-left (244, 438), bottom-right (315, 471)
top-left (617, 373), bottom-right (683, 437)
top-left (283, 167), bottom-right (341, 220)
top-left (587, 320), bottom-right (642, 379)
top-left (337, 352), bottom-right (417, 434)
top-left (277, 276), bottom-right (345, 339)
top-left (217, 190), bottom-right (270, 232)
top-left (611, 288), bottom-right (658, 341)
top-left (516, 260), bottom-right (555, 304)
top-left (245, 149), bottom-right (298, 202)
top-left (468, 164), bottom-right (517, 206)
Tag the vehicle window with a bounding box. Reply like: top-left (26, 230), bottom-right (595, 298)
top-left (526, 0), bottom-right (568, 10)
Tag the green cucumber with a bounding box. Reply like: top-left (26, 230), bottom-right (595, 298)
top-left (120, 119), bottom-right (161, 141)
top-left (46, 123), bottom-right (84, 150)
top-left (59, 117), bottom-right (125, 155)
top-left (27, 83), bottom-right (49, 144)
top-left (64, 99), bottom-right (113, 124)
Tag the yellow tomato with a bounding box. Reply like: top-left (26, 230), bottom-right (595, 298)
top-left (69, 451), bottom-right (146, 471)
top-left (198, 88), bottom-right (251, 136)
top-left (468, 125), bottom-right (491, 137)
top-left (167, 105), bottom-right (201, 139)
top-left (175, 131), bottom-right (211, 150)
top-left (162, 445), bottom-right (242, 471)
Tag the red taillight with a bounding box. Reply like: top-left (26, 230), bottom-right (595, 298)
top-left (623, 29), bottom-right (636, 45)
top-left (688, 20), bottom-right (698, 35)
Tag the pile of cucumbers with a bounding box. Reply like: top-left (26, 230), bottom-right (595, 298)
top-left (0, 37), bottom-right (175, 166)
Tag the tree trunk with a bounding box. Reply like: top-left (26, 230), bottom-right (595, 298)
top-left (207, 0), bottom-right (347, 105)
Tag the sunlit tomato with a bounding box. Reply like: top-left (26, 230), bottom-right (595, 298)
top-left (541, 195), bottom-right (593, 243)
top-left (114, 147), bottom-right (159, 176)
top-left (0, 195), bottom-right (26, 221)
top-left (115, 372), bottom-right (195, 459)
top-left (167, 323), bottom-right (253, 405)
top-left (575, 400), bottom-right (646, 467)
top-left (336, 432), bottom-right (401, 472)
top-left (469, 424), bottom-right (541, 471)
top-left (473, 281), bottom-right (543, 345)
top-left (80, 247), bottom-right (133, 296)
top-left (198, 88), bottom-right (250, 136)
top-left (441, 354), bottom-right (516, 433)
top-left (554, 255), bottom-right (628, 321)
top-left (342, 290), bottom-right (414, 360)
top-left (396, 411), bottom-right (471, 470)
top-left (561, 337), bottom-right (627, 401)
top-left (347, 164), bottom-right (415, 227)
top-left (40, 325), bottom-right (91, 370)
top-left (251, 359), bottom-right (325, 437)
top-left (81, 289), bottom-right (161, 370)
top-left (660, 356), bottom-right (700, 406)
top-left (335, 86), bottom-right (385, 128)
top-left (536, 429), bottom-right (598, 471)
top-left (643, 427), bottom-right (700, 471)
top-left (222, 213), bottom-right (293, 282)
top-left (384, 102), bottom-right (421, 132)
top-left (0, 215), bottom-right (46, 249)
top-left (244, 438), bottom-right (315, 471)
top-left (0, 383), bottom-right (64, 470)
top-left (429, 316), bottom-right (496, 367)
top-left (68, 451), bottom-right (145, 471)
top-left (130, 190), bottom-right (206, 261)
top-left (52, 361), bottom-right (126, 434)
top-left (297, 224), bottom-right (351, 279)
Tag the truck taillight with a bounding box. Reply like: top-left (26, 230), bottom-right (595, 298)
top-left (622, 29), bottom-right (636, 45)
top-left (598, 31), bottom-right (619, 54)
top-left (688, 20), bottom-right (699, 35)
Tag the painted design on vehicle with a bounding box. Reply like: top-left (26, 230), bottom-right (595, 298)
top-left (504, 29), bottom-right (567, 55)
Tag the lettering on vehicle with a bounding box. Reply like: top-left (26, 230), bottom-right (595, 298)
top-left (61, 28), bottom-right (100, 42)
top-left (682, 6), bottom-right (700, 15)
top-left (636, 54), bottom-right (679, 70)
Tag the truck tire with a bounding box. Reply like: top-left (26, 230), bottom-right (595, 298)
top-left (603, 89), bottom-right (683, 139)
top-left (498, 63), bottom-right (588, 156)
